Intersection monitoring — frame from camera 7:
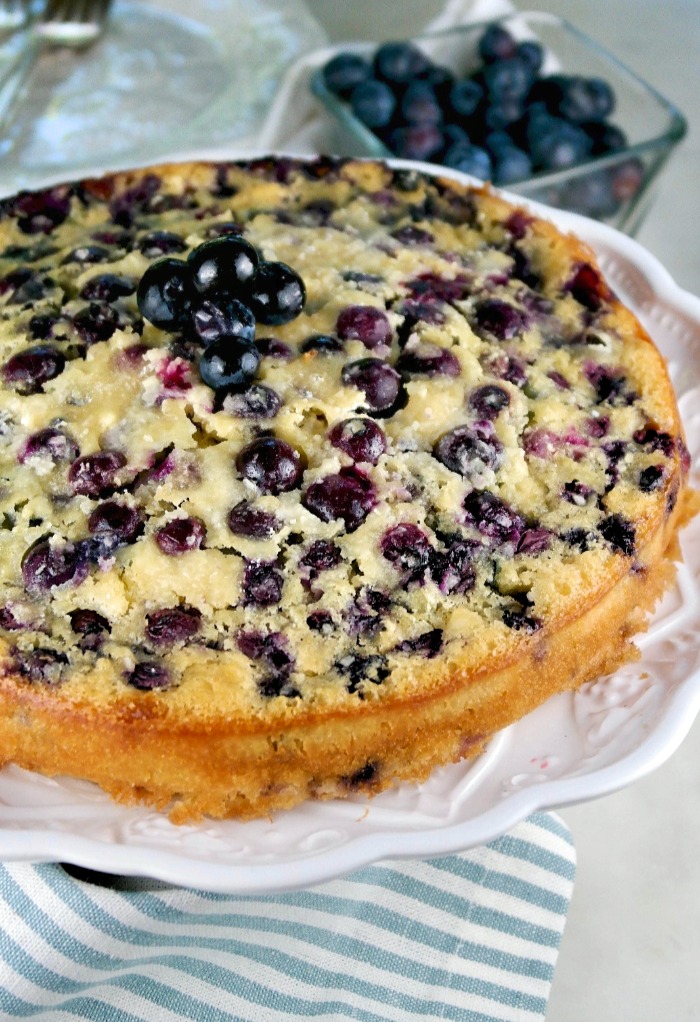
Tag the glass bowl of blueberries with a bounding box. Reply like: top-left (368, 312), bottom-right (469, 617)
top-left (311, 11), bottom-right (686, 234)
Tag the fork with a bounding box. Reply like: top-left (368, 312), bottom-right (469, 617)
top-left (0, 0), bottom-right (112, 138)
top-left (0, 0), bottom-right (28, 37)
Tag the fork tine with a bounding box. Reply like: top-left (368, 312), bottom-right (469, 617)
top-left (35, 0), bottom-right (112, 44)
top-left (0, 0), bottom-right (28, 33)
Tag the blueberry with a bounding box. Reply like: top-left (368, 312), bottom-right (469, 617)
top-left (401, 82), bottom-right (443, 125)
top-left (299, 539), bottom-right (342, 581)
top-left (490, 96), bottom-right (528, 131)
top-left (639, 465), bottom-right (665, 492)
top-left (483, 57), bottom-right (533, 101)
top-left (448, 78), bottom-right (483, 118)
top-left (248, 261), bottom-right (306, 325)
top-left (345, 587), bottom-right (391, 637)
top-left (442, 143), bottom-right (492, 179)
top-left (322, 53), bottom-right (371, 97)
top-left (224, 384), bottom-right (281, 419)
top-left (394, 628), bottom-right (443, 658)
top-left (243, 560), bottom-right (284, 606)
top-left (188, 236), bottom-right (258, 297)
top-left (489, 142), bottom-right (532, 185)
top-left (68, 450), bottom-right (127, 497)
top-left (468, 384), bottom-right (510, 419)
top-left (192, 297), bottom-right (256, 347)
top-left (391, 225), bottom-right (434, 246)
top-left (300, 334), bottom-right (344, 355)
top-left (556, 76), bottom-right (615, 123)
top-left (417, 64), bottom-right (455, 99)
top-left (72, 302), bottom-right (119, 345)
top-left (0, 267), bottom-right (42, 302)
top-left (502, 605), bottom-right (541, 633)
top-left (633, 427), bottom-right (675, 458)
top-left (380, 523), bottom-right (432, 584)
top-left (430, 539), bottom-right (478, 595)
top-left (22, 538), bottom-right (89, 593)
top-left (350, 79), bottom-right (397, 128)
top-left (336, 652), bottom-right (389, 693)
top-left (473, 298), bottom-right (528, 340)
top-left (107, 173), bottom-right (159, 227)
top-left (80, 274), bottom-right (136, 302)
top-left (328, 417), bottom-right (387, 465)
top-left (137, 258), bottom-right (194, 331)
top-left (561, 171), bottom-right (620, 219)
top-left (388, 124), bottom-right (444, 162)
top-left (396, 343), bottom-right (461, 377)
top-left (516, 40), bottom-right (543, 73)
top-left (586, 121), bottom-right (627, 155)
top-left (341, 358), bottom-right (404, 415)
top-left (70, 609), bottom-right (110, 650)
top-left (434, 423), bottom-right (504, 477)
top-left (563, 480), bottom-right (595, 506)
top-left (373, 41), bottom-right (431, 84)
top-left (62, 244), bottom-right (110, 265)
top-left (198, 336), bottom-right (260, 394)
top-left (478, 24), bottom-right (517, 63)
top-left (441, 123), bottom-right (472, 150)
top-left (256, 336), bottom-right (294, 360)
top-left (336, 305), bottom-right (392, 349)
top-left (529, 118), bottom-right (592, 171)
top-left (137, 230), bottom-right (186, 257)
top-left (611, 159), bottom-right (645, 202)
top-left (9, 185), bottom-right (72, 235)
top-left (88, 501), bottom-right (144, 552)
top-left (126, 662), bottom-right (172, 691)
top-left (237, 629), bottom-right (294, 672)
top-left (155, 516), bottom-right (206, 555)
top-left (205, 221), bottom-right (244, 239)
top-left (303, 467), bottom-right (376, 532)
top-left (598, 513), bottom-right (635, 556)
top-left (517, 527), bottom-right (552, 555)
top-left (307, 610), bottom-right (335, 633)
top-left (227, 500), bottom-right (281, 539)
top-left (12, 648), bottom-right (68, 685)
top-left (236, 436), bottom-right (304, 494)
top-left (565, 263), bottom-right (612, 312)
top-left (463, 490), bottom-right (524, 547)
top-left (19, 428), bottom-right (79, 464)
top-left (406, 272), bottom-right (470, 302)
top-left (19, 307), bottom-right (56, 344)
top-left (2, 345), bottom-right (65, 394)
top-left (145, 605), bottom-right (201, 645)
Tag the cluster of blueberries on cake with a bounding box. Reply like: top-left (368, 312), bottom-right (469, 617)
top-left (137, 235), bottom-right (306, 399)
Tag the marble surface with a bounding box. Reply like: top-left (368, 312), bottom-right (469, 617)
top-left (311, 2), bottom-right (700, 1020)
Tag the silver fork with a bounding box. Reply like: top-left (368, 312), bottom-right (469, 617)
top-left (0, 0), bottom-right (112, 137)
top-left (0, 0), bottom-right (28, 37)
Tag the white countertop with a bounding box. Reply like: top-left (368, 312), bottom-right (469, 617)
top-left (312, 2), bottom-right (700, 1019)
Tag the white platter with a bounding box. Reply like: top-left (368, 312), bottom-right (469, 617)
top-left (0, 161), bottom-right (699, 894)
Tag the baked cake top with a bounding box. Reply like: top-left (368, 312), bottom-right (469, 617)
top-left (0, 157), bottom-right (687, 726)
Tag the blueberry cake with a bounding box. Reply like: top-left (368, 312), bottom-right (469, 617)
top-left (0, 157), bottom-right (693, 822)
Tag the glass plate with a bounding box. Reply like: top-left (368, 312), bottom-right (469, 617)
top-left (0, 160), bottom-right (699, 894)
top-left (0, 0), bottom-right (325, 194)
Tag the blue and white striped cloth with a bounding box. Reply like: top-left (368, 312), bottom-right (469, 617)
top-left (0, 812), bottom-right (575, 1021)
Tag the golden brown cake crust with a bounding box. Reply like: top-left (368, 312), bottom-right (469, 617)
top-left (0, 157), bottom-right (694, 820)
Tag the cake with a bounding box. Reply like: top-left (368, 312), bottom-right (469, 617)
top-left (0, 156), bottom-right (693, 822)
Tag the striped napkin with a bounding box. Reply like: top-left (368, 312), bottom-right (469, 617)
top-left (0, 812), bottom-right (574, 1022)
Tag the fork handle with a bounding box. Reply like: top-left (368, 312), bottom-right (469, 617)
top-left (0, 32), bottom-right (43, 143)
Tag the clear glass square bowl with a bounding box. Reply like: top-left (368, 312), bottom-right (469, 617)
top-left (310, 11), bottom-right (687, 235)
